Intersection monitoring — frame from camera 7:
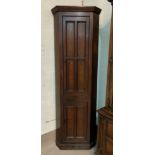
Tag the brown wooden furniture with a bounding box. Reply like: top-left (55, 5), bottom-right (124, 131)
top-left (96, 0), bottom-right (113, 154)
top-left (52, 6), bottom-right (101, 150)
top-left (96, 107), bottom-right (113, 155)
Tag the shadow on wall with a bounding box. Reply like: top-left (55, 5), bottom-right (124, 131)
top-left (97, 20), bottom-right (111, 110)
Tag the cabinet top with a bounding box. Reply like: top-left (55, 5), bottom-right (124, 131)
top-left (52, 6), bottom-right (101, 15)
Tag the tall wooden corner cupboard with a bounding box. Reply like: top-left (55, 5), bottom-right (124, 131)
top-left (51, 6), bottom-right (101, 150)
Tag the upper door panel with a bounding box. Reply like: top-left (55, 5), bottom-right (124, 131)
top-left (62, 16), bottom-right (90, 94)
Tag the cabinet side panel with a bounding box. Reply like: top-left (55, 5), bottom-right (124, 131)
top-left (90, 13), bottom-right (100, 142)
top-left (53, 13), bottom-right (62, 143)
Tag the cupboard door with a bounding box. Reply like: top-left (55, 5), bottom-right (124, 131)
top-left (62, 16), bottom-right (90, 141)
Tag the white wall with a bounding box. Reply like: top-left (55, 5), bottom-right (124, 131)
top-left (41, 0), bottom-right (112, 135)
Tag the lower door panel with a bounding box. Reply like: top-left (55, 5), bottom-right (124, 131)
top-left (63, 104), bottom-right (88, 142)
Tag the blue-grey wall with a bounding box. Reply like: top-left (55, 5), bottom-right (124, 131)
top-left (97, 21), bottom-right (111, 110)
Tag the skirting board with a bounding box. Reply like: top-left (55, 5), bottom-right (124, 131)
top-left (42, 119), bottom-right (56, 135)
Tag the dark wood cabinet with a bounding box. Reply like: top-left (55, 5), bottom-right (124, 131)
top-left (96, 108), bottom-right (113, 155)
top-left (52, 6), bottom-right (101, 149)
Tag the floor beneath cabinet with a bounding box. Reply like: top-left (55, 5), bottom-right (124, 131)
top-left (41, 131), bottom-right (96, 155)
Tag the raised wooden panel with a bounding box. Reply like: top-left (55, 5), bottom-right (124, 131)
top-left (66, 22), bottom-right (75, 57)
top-left (66, 60), bottom-right (75, 90)
top-left (76, 105), bottom-right (87, 138)
top-left (77, 22), bottom-right (86, 57)
top-left (63, 95), bottom-right (87, 105)
top-left (77, 60), bottom-right (86, 91)
top-left (64, 106), bottom-right (76, 138)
